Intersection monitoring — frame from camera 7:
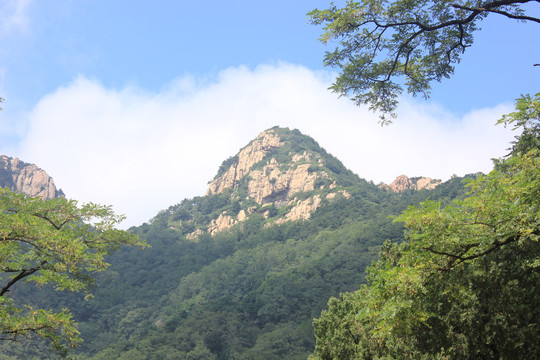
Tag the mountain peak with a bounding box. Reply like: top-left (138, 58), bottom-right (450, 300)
top-left (206, 127), bottom-right (355, 205)
top-left (0, 155), bottom-right (64, 199)
top-left (168, 127), bottom-right (361, 239)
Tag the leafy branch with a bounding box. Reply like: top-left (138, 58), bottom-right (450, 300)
top-left (0, 188), bottom-right (146, 354)
top-left (310, 0), bottom-right (540, 123)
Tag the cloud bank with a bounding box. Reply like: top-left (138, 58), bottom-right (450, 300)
top-left (12, 63), bottom-right (514, 227)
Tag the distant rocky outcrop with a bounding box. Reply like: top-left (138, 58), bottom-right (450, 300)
top-left (0, 155), bottom-right (63, 199)
top-left (380, 174), bottom-right (441, 193)
top-left (208, 212), bottom-right (241, 236)
top-left (274, 195), bottom-right (322, 225)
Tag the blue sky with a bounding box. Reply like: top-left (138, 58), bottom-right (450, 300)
top-left (1, 1), bottom-right (333, 110)
top-left (1, 0), bottom-right (538, 227)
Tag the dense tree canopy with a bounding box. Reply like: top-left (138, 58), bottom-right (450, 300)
top-left (497, 92), bottom-right (540, 157)
top-left (309, 0), bottom-right (540, 123)
top-left (309, 95), bottom-right (540, 359)
top-left (0, 188), bottom-right (144, 355)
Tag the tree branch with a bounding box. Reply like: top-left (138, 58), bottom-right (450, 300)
top-left (423, 231), bottom-right (528, 271)
top-left (452, 0), bottom-right (540, 24)
top-left (32, 212), bottom-right (72, 230)
top-left (1, 325), bottom-right (50, 336)
top-left (0, 260), bottom-right (47, 296)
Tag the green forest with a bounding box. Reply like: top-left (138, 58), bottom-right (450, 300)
top-left (3, 102), bottom-right (539, 358)
top-left (1, 0), bottom-right (539, 359)
top-left (1, 105), bottom-right (539, 359)
top-left (1, 126), bottom-right (479, 359)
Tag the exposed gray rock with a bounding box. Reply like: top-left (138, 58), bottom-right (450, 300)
top-left (0, 155), bottom-right (63, 199)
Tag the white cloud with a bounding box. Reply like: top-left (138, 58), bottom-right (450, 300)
top-left (15, 63), bottom-right (514, 228)
top-left (0, 0), bottom-right (33, 36)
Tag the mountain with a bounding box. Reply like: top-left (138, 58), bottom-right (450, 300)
top-left (0, 155), bottom-right (63, 199)
top-left (175, 127), bottom-right (362, 238)
top-left (0, 128), bottom-right (473, 360)
top-left (380, 174), bottom-right (442, 193)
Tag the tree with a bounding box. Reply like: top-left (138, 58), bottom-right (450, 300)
top-left (310, 96), bottom-right (540, 359)
top-left (497, 92), bottom-right (540, 157)
top-left (0, 188), bottom-right (145, 355)
top-left (309, 0), bottom-right (540, 124)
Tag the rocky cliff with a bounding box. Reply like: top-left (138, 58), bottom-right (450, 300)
top-left (206, 130), bottom-right (285, 196)
top-left (380, 174), bottom-right (441, 193)
top-left (0, 155), bottom-right (63, 199)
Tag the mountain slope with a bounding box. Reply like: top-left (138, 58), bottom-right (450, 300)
top-left (0, 128), bottom-right (473, 359)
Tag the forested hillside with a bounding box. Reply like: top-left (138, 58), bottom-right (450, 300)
top-left (1, 0), bottom-right (538, 358)
top-left (0, 128), bottom-right (472, 359)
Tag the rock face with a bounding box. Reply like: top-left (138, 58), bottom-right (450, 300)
top-left (206, 131), bottom-right (284, 196)
top-left (274, 195), bottom-right (322, 225)
top-left (382, 174), bottom-right (441, 193)
top-left (0, 155), bottom-right (63, 199)
top-left (246, 156), bottom-right (321, 205)
top-left (207, 131), bottom-right (327, 207)
top-left (416, 177), bottom-right (442, 191)
top-left (389, 175), bottom-right (415, 192)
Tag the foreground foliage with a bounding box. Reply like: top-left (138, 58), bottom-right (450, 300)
top-left (309, 0), bottom-right (540, 123)
top-left (0, 189), bottom-right (144, 354)
top-left (310, 95), bottom-right (540, 359)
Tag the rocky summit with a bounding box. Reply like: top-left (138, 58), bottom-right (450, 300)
top-left (171, 127), bottom-right (361, 238)
top-left (0, 155), bottom-right (63, 199)
top-left (380, 174), bottom-right (442, 193)
top-left (206, 128), bottom-right (328, 206)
